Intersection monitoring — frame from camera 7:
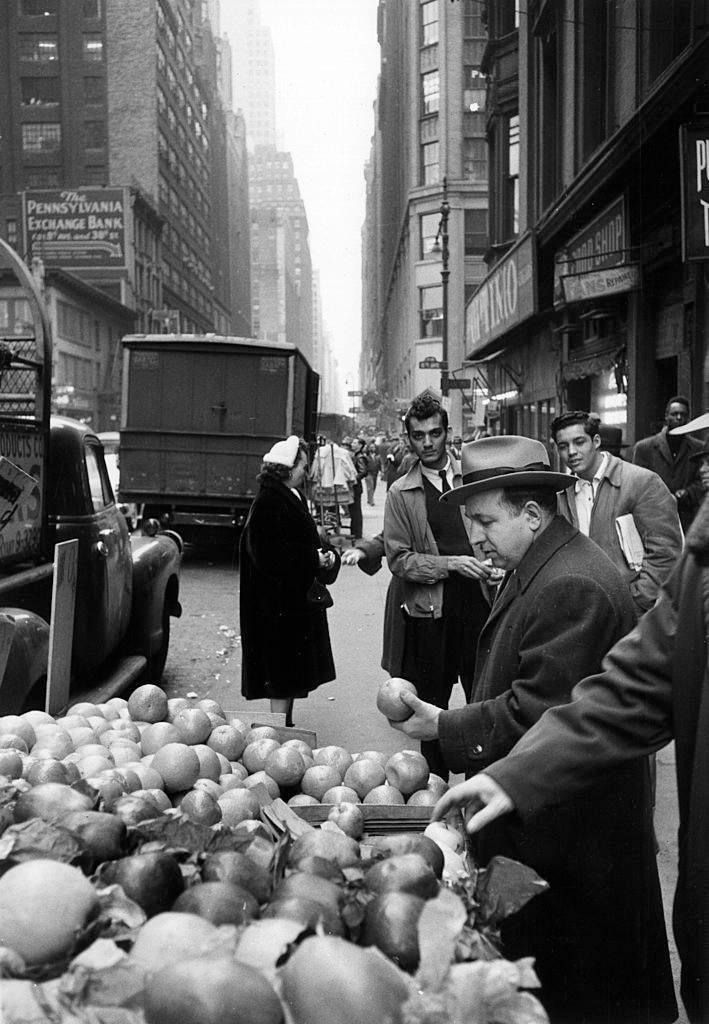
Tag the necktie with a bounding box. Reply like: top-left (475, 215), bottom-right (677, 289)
top-left (438, 470), bottom-right (450, 493)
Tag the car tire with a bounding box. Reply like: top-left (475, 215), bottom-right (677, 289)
top-left (145, 602), bottom-right (170, 684)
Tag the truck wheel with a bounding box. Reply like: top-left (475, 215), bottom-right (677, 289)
top-left (145, 604), bottom-right (170, 684)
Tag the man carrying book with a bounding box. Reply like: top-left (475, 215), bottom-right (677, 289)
top-left (552, 410), bottom-right (682, 618)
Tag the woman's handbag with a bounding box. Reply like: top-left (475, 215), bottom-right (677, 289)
top-left (306, 579), bottom-right (334, 609)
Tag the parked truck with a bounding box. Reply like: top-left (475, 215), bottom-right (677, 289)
top-left (0, 241), bottom-right (183, 714)
top-left (118, 334), bottom-right (319, 545)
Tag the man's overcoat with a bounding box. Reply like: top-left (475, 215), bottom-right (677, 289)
top-left (239, 475), bottom-right (339, 700)
top-left (438, 515), bottom-right (676, 1024)
top-left (632, 427), bottom-right (704, 530)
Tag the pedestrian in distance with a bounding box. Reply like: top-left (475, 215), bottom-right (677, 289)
top-left (553, 409), bottom-right (682, 619)
top-left (386, 434), bottom-right (676, 1024)
top-left (383, 391), bottom-right (492, 778)
top-left (364, 441), bottom-right (380, 506)
top-left (239, 435), bottom-right (340, 728)
top-left (632, 395), bottom-right (705, 531)
top-left (348, 437), bottom-right (369, 541)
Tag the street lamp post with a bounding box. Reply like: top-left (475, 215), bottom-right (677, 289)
top-left (433, 178), bottom-right (450, 396)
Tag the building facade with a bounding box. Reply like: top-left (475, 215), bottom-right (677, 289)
top-left (362, 0), bottom-right (489, 436)
top-left (471, 0), bottom-right (709, 448)
top-left (228, 0), bottom-right (277, 152)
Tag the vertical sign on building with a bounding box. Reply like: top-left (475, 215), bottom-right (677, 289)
top-left (46, 539), bottom-right (79, 715)
top-left (679, 123), bottom-right (709, 261)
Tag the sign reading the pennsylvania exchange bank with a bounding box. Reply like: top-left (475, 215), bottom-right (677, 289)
top-left (23, 187), bottom-right (127, 269)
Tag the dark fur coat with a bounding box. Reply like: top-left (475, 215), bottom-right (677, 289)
top-left (239, 475), bottom-right (339, 700)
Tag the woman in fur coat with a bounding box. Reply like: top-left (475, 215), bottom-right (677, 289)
top-left (239, 435), bottom-right (340, 726)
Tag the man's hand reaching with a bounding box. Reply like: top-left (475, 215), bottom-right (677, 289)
top-left (432, 774), bottom-right (514, 834)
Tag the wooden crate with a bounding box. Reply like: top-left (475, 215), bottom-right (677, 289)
top-left (223, 709), bottom-right (317, 748)
top-left (292, 802), bottom-right (433, 835)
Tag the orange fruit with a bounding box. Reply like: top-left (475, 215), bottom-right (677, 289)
top-left (76, 753), bottom-right (115, 778)
top-left (0, 860), bottom-right (98, 965)
top-left (14, 781), bottom-right (93, 822)
top-left (192, 778), bottom-right (223, 800)
top-left (264, 746), bottom-right (306, 787)
top-left (111, 793), bottom-right (163, 825)
top-left (129, 913), bottom-right (221, 973)
top-left (300, 764), bottom-right (342, 801)
top-left (274, 872), bottom-right (342, 915)
top-left (171, 707), bottom-right (213, 745)
top-left (343, 758), bottom-right (386, 799)
top-left (217, 787), bottom-right (261, 827)
top-left (141, 721), bottom-right (182, 754)
top-left (63, 809), bottom-right (126, 864)
top-left (245, 726), bottom-right (279, 744)
top-left (362, 890), bottom-right (425, 971)
top-left (287, 793), bottom-right (320, 806)
top-left (220, 774), bottom-right (247, 791)
top-left (234, 918), bottom-right (306, 976)
top-left (313, 745), bottom-right (353, 776)
top-left (192, 744), bottom-right (223, 781)
top-left (104, 720), bottom-right (142, 742)
top-left (0, 750), bottom-right (24, 780)
top-left (207, 725), bottom-right (247, 762)
top-left (202, 851), bottom-right (272, 903)
top-left (110, 743), bottom-right (144, 766)
top-left (179, 789), bottom-right (222, 826)
top-left (172, 881), bottom-right (259, 926)
top-left (127, 684), bottom-right (168, 724)
top-left (288, 829), bottom-right (360, 869)
top-left (31, 730), bottom-right (74, 759)
top-left (151, 743), bottom-right (201, 793)
top-left (321, 785), bottom-right (359, 805)
top-left (1, 715), bottom-right (37, 748)
top-left (384, 750), bottom-right (429, 797)
top-left (363, 784), bottom-right (405, 806)
top-left (376, 677), bottom-right (418, 721)
top-left (370, 833), bottom-right (445, 878)
top-left (143, 956), bottom-right (282, 1024)
top-left (102, 851), bottom-right (184, 917)
top-left (353, 749), bottom-right (389, 768)
top-left (407, 789), bottom-right (437, 807)
top-left (197, 698), bottom-right (226, 719)
top-left (243, 771), bottom-right (280, 800)
top-left (228, 762), bottom-right (249, 782)
top-left (262, 894), bottom-right (344, 936)
top-left (241, 738), bottom-right (280, 774)
top-left (327, 802), bottom-right (365, 839)
top-left (0, 733), bottom-right (28, 753)
top-left (364, 852), bottom-right (439, 899)
top-left (281, 738), bottom-right (314, 760)
top-left (166, 697), bottom-right (191, 721)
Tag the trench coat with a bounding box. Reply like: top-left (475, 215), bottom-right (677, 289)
top-left (557, 453), bottom-right (682, 616)
top-left (239, 475), bottom-right (339, 700)
top-left (488, 495), bottom-right (709, 1022)
top-left (438, 515), bottom-right (676, 1024)
top-left (632, 427), bottom-right (705, 531)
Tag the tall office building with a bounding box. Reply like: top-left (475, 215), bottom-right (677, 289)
top-left (228, 0), bottom-right (277, 152)
top-left (362, 0), bottom-right (489, 435)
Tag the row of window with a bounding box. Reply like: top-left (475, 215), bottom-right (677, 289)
top-left (421, 67), bottom-right (486, 118)
top-left (18, 34), bottom-right (102, 62)
top-left (18, 166), bottom-right (105, 188)
top-left (162, 260), bottom-right (212, 318)
top-left (157, 47), bottom-right (208, 123)
top-left (20, 120), bottom-right (104, 152)
top-left (158, 174), bottom-right (210, 231)
top-left (420, 139), bottom-right (489, 184)
top-left (19, 0), bottom-right (101, 18)
top-left (420, 0), bottom-right (485, 48)
top-left (57, 300), bottom-right (103, 349)
top-left (157, 134), bottom-right (210, 216)
top-left (19, 75), bottom-right (104, 107)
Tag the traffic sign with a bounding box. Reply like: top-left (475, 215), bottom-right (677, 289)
top-left (348, 407), bottom-right (361, 413)
top-left (347, 390), bottom-right (363, 396)
top-left (445, 378), bottom-right (472, 390)
top-left (418, 356), bottom-right (444, 369)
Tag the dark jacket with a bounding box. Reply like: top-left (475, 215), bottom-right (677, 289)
top-left (239, 475), bottom-right (339, 700)
top-left (487, 496), bottom-right (709, 1023)
top-left (632, 427), bottom-right (705, 530)
top-left (439, 516), bottom-right (676, 1024)
top-left (557, 453), bottom-right (682, 615)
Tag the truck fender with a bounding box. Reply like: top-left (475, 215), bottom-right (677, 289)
top-left (0, 608), bottom-right (50, 715)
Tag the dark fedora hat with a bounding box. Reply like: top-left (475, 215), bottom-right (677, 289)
top-left (440, 435), bottom-right (575, 504)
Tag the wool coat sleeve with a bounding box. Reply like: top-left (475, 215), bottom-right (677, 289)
top-left (485, 569), bottom-right (678, 817)
top-left (438, 573), bottom-right (629, 774)
top-left (628, 470), bottom-right (683, 612)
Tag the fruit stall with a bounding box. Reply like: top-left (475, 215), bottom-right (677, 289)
top-left (0, 684), bottom-right (550, 1024)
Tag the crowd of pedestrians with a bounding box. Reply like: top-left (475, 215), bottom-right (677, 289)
top-left (238, 392), bottom-right (709, 1024)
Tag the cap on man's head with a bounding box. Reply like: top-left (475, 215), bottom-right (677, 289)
top-left (263, 435), bottom-right (300, 467)
top-left (440, 435), bottom-right (575, 504)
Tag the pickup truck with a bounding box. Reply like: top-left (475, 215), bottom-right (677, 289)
top-left (0, 240), bottom-right (182, 714)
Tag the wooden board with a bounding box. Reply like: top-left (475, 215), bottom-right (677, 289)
top-left (292, 802), bottom-right (433, 834)
top-left (224, 708), bottom-right (317, 748)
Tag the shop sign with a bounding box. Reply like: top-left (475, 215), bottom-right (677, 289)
top-left (23, 187), bottom-right (127, 269)
top-left (0, 428), bottom-right (43, 565)
top-left (465, 234), bottom-right (536, 356)
top-left (560, 262), bottom-right (640, 304)
top-left (553, 196), bottom-right (627, 307)
top-left (679, 122), bottom-right (709, 261)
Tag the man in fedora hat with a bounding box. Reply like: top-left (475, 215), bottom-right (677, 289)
top-left (552, 410), bottom-right (682, 618)
top-left (386, 435), bottom-right (676, 1024)
top-left (633, 396), bottom-right (705, 531)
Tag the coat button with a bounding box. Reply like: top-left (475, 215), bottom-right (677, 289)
top-left (473, 744), bottom-right (483, 754)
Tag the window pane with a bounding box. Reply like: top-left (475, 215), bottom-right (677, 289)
top-left (85, 444), bottom-right (110, 511)
top-left (21, 121), bottom-right (61, 152)
top-left (464, 208), bottom-right (487, 254)
top-left (21, 76), bottom-right (59, 106)
top-left (83, 0), bottom-right (102, 17)
top-left (83, 76), bottom-right (104, 104)
top-left (83, 166), bottom-right (107, 185)
top-left (421, 70), bottom-right (439, 115)
top-left (83, 34), bottom-right (103, 61)
top-left (420, 212), bottom-right (440, 256)
top-left (464, 137), bottom-right (487, 181)
top-left (464, 0), bottom-right (484, 36)
top-left (421, 0), bottom-right (438, 45)
top-left (421, 141), bottom-right (439, 185)
top-left (84, 120), bottom-right (105, 148)
top-left (25, 168), bottom-right (61, 187)
top-left (464, 68), bottom-right (486, 112)
top-left (18, 36), bottom-right (58, 61)
top-left (20, 0), bottom-right (57, 15)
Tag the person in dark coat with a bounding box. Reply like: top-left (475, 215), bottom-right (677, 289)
top-left (388, 435), bottom-right (676, 1024)
top-left (239, 435), bottom-right (340, 726)
top-left (632, 395), bottom-right (705, 531)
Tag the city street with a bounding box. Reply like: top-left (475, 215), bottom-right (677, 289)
top-left (162, 480), bottom-right (686, 1020)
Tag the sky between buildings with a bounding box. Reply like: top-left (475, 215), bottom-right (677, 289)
top-left (221, 0), bottom-right (380, 387)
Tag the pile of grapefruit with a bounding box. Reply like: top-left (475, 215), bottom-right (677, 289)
top-left (0, 687), bottom-right (548, 1024)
